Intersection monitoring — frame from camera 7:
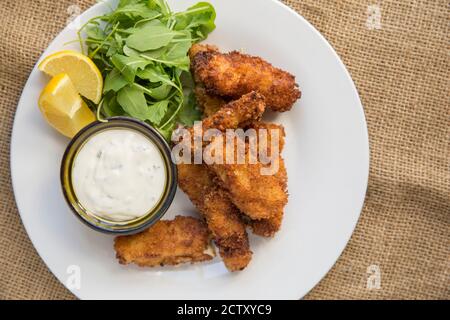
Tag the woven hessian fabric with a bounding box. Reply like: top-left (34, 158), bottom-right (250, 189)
top-left (0, 0), bottom-right (448, 299)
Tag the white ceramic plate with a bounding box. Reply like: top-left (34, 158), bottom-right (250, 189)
top-left (11, 0), bottom-right (369, 299)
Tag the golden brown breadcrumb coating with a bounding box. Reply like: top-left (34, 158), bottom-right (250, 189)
top-left (200, 91), bottom-right (265, 132)
top-left (189, 43), bottom-right (218, 60)
top-left (177, 163), bottom-right (216, 206)
top-left (190, 44), bottom-right (301, 112)
top-left (177, 91), bottom-right (265, 151)
top-left (245, 121), bottom-right (286, 153)
top-left (205, 133), bottom-right (288, 221)
top-left (247, 158), bottom-right (287, 237)
top-left (194, 86), bottom-right (227, 117)
top-left (202, 188), bottom-right (252, 271)
top-left (177, 163), bottom-right (252, 271)
top-left (114, 216), bottom-right (215, 267)
top-left (243, 122), bottom-right (287, 236)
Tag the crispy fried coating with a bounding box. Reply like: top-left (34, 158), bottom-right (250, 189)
top-left (189, 43), bottom-right (218, 59)
top-left (189, 46), bottom-right (228, 117)
top-left (203, 188), bottom-right (252, 271)
top-left (176, 91), bottom-right (265, 151)
top-left (201, 91), bottom-right (265, 132)
top-left (177, 163), bottom-right (252, 271)
top-left (246, 121), bottom-right (287, 191)
top-left (114, 216), bottom-right (215, 267)
top-left (209, 159), bottom-right (287, 220)
top-left (194, 86), bottom-right (227, 117)
top-left (177, 163), bottom-right (216, 207)
top-left (205, 131), bottom-right (288, 221)
top-left (243, 122), bottom-right (287, 236)
top-left (246, 121), bottom-right (286, 153)
top-left (190, 44), bottom-right (301, 112)
top-left (177, 120), bottom-right (288, 237)
top-left (247, 158), bottom-right (287, 237)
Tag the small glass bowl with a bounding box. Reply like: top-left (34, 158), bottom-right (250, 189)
top-left (60, 117), bottom-right (177, 235)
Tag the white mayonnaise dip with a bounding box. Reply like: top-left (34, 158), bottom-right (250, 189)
top-left (72, 129), bottom-right (167, 222)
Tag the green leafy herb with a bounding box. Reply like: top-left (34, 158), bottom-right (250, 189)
top-left (126, 25), bottom-right (177, 51)
top-left (79, 0), bottom-right (215, 140)
top-left (157, 122), bottom-right (175, 141)
top-left (116, 85), bottom-right (149, 120)
top-left (178, 91), bottom-right (202, 126)
top-left (147, 100), bottom-right (169, 125)
top-left (103, 68), bottom-right (128, 93)
top-left (173, 2), bottom-right (216, 41)
top-left (110, 54), bottom-right (149, 83)
top-left (102, 93), bottom-right (125, 117)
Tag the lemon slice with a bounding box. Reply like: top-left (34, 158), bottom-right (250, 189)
top-left (38, 73), bottom-right (96, 138)
top-left (38, 50), bottom-right (103, 104)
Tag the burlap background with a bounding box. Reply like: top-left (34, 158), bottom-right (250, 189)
top-left (0, 0), bottom-right (448, 300)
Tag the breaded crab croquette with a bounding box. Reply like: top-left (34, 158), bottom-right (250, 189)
top-left (201, 91), bottom-right (266, 132)
top-left (194, 86), bottom-right (227, 117)
top-left (189, 43), bottom-right (219, 60)
top-left (177, 163), bottom-right (216, 207)
top-left (205, 133), bottom-right (288, 221)
top-left (247, 157), bottom-right (287, 237)
top-left (190, 44), bottom-right (301, 112)
top-left (244, 122), bottom-right (288, 236)
top-left (114, 216), bottom-right (215, 267)
top-left (202, 188), bottom-right (252, 271)
top-left (245, 121), bottom-right (286, 153)
top-left (177, 91), bottom-right (266, 151)
top-left (178, 163), bottom-right (252, 271)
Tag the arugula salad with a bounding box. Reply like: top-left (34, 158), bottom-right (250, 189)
top-left (78, 0), bottom-right (216, 139)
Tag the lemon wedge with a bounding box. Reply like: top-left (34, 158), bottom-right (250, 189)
top-left (38, 73), bottom-right (96, 138)
top-left (38, 50), bottom-right (103, 104)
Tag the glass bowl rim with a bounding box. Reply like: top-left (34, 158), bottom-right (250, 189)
top-left (60, 116), bottom-right (177, 235)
